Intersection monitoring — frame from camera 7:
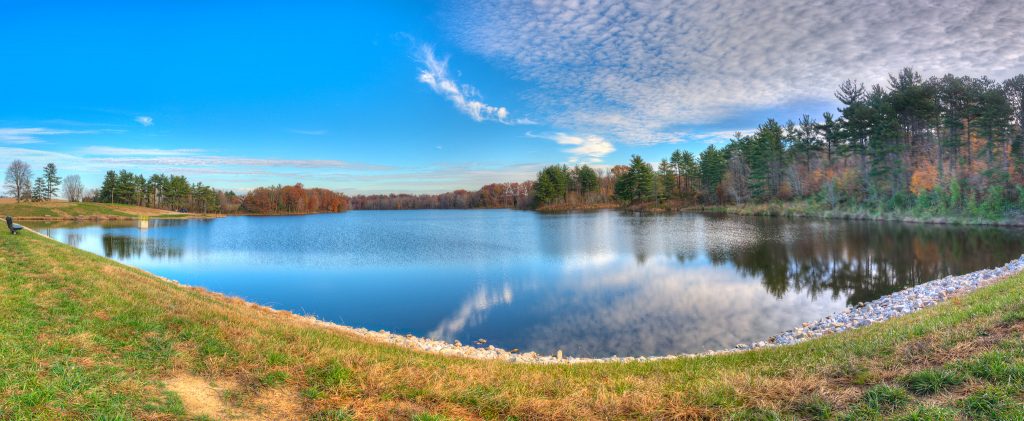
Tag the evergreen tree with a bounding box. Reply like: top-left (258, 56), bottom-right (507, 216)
top-left (746, 119), bottom-right (785, 200)
top-left (699, 145), bottom-right (726, 203)
top-left (31, 177), bottom-right (46, 202)
top-left (534, 165), bottom-right (570, 206)
top-left (657, 159), bottom-right (675, 201)
top-left (614, 155), bottom-right (655, 203)
top-left (99, 170), bottom-right (117, 203)
top-left (42, 163), bottom-right (60, 200)
top-left (575, 165), bottom-right (599, 194)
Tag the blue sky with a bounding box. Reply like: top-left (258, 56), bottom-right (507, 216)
top-left (2, 1), bottom-right (1022, 194)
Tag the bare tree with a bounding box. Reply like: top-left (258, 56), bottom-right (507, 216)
top-left (63, 174), bottom-right (84, 202)
top-left (4, 160), bottom-right (33, 202)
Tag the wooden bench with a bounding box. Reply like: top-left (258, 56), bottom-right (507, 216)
top-left (6, 216), bottom-right (23, 235)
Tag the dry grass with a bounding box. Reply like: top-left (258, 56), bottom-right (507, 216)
top-left (0, 199), bottom-right (217, 220)
top-left (1, 231), bottom-right (1023, 419)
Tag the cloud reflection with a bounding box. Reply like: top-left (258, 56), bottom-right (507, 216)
top-left (429, 283), bottom-right (514, 341)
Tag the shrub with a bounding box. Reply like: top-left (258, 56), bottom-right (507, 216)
top-left (980, 185), bottom-right (1006, 220)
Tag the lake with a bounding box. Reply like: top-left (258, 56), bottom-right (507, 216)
top-left (27, 210), bottom-right (1024, 358)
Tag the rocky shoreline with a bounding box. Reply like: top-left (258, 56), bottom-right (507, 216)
top-left (295, 255), bottom-right (1024, 364)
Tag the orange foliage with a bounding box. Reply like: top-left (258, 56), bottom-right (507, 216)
top-left (910, 162), bottom-right (939, 194)
top-left (241, 183), bottom-right (349, 214)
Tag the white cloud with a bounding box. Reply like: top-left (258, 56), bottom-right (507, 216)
top-left (529, 132), bottom-right (615, 163)
top-left (689, 129), bottom-right (758, 145)
top-left (88, 155), bottom-right (392, 170)
top-left (0, 128), bottom-right (93, 144)
top-left (417, 44), bottom-right (531, 125)
top-left (449, 0), bottom-right (1024, 144)
top-left (135, 116), bottom-right (153, 126)
top-left (81, 146), bottom-right (203, 156)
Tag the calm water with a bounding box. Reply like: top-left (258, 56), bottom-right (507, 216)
top-left (28, 210), bottom-right (1024, 357)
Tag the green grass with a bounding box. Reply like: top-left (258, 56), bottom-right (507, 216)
top-left (896, 405), bottom-right (956, 421)
top-left (862, 384), bottom-right (910, 413)
top-left (959, 386), bottom-right (1024, 420)
top-left (901, 369), bottom-right (963, 395)
top-left (2, 230), bottom-right (1024, 419)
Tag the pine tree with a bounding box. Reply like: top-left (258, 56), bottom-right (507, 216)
top-left (99, 170), bottom-right (117, 203)
top-left (43, 163), bottom-right (60, 200)
top-left (615, 155), bottom-right (655, 203)
top-left (657, 159), bottom-right (675, 201)
top-left (699, 145), bottom-right (726, 203)
top-left (31, 177), bottom-right (46, 202)
top-left (575, 165), bottom-right (599, 194)
top-left (534, 165), bottom-right (570, 206)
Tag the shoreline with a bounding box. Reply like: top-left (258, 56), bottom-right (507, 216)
top-left (691, 203), bottom-right (1024, 227)
top-left (11, 214), bottom-right (224, 221)
top-left (27, 225), bottom-right (1024, 364)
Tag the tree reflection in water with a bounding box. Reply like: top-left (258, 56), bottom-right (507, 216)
top-left (101, 235), bottom-right (184, 260)
top-left (697, 217), bottom-right (1023, 305)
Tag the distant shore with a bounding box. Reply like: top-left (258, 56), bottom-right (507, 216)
top-left (694, 202), bottom-right (1024, 227)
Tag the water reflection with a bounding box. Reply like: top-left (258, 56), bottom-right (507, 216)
top-left (25, 211), bottom-right (1024, 357)
top-left (101, 235), bottom-right (184, 260)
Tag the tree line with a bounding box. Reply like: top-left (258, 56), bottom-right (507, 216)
top-left (96, 170), bottom-right (235, 213)
top-left (349, 182), bottom-right (536, 210)
top-left (240, 183), bottom-right (349, 214)
top-left (533, 69), bottom-right (1024, 219)
top-left (4, 160), bottom-right (84, 202)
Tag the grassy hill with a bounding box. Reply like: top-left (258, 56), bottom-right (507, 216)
top-left (0, 199), bottom-right (202, 220)
top-left (1, 231), bottom-right (1022, 419)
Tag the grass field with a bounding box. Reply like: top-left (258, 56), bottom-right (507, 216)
top-left (0, 199), bottom-right (212, 220)
top-left (1, 230), bottom-right (1023, 419)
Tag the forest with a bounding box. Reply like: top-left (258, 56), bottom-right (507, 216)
top-left (89, 171), bottom-right (351, 215)
top-left (240, 183), bottom-right (349, 214)
top-left (530, 69), bottom-right (1024, 220)
top-left (349, 182), bottom-right (536, 210)
top-left (95, 170), bottom-right (238, 213)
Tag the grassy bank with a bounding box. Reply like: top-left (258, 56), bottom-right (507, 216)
top-left (696, 201), bottom-right (1024, 227)
top-left (2, 232), bottom-right (1023, 419)
top-left (0, 199), bottom-right (219, 220)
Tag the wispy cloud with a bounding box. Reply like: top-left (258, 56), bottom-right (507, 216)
top-left (528, 132), bottom-right (615, 163)
top-left (88, 155), bottom-right (393, 171)
top-left (81, 146), bottom-right (203, 156)
top-left (450, 0), bottom-right (1024, 144)
top-left (135, 116), bottom-right (153, 126)
top-left (688, 129), bottom-right (757, 145)
top-left (416, 44), bottom-right (532, 125)
top-left (0, 127), bottom-right (94, 144)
